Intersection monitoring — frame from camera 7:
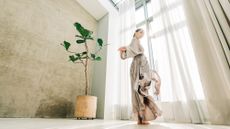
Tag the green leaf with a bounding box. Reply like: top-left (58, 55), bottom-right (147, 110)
top-left (75, 35), bottom-right (84, 39)
top-left (97, 38), bottom-right (103, 47)
top-left (82, 51), bottom-right (87, 55)
top-left (69, 55), bottom-right (78, 62)
top-left (86, 30), bottom-right (93, 38)
top-left (81, 52), bottom-right (88, 59)
top-left (86, 37), bottom-right (94, 40)
top-left (95, 56), bottom-right (102, 61)
top-left (61, 41), bottom-right (71, 50)
top-left (74, 22), bottom-right (85, 37)
top-left (75, 53), bottom-right (81, 57)
top-left (81, 56), bottom-right (87, 59)
top-left (74, 22), bottom-right (92, 38)
top-left (91, 53), bottom-right (96, 59)
top-left (76, 40), bottom-right (85, 44)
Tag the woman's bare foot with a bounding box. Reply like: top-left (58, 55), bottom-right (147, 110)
top-left (141, 120), bottom-right (150, 125)
top-left (137, 120), bottom-right (142, 125)
top-left (137, 114), bottom-right (142, 125)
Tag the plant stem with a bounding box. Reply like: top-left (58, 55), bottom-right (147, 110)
top-left (84, 64), bottom-right (88, 95)
top-left (84, 39), bottom-right (89, 95)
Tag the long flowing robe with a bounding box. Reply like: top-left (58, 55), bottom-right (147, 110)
top-left (121, 37), bottom-right (162, 121)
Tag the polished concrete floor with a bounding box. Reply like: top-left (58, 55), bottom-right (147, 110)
top-left (0, 118), bottom-right (230, 129)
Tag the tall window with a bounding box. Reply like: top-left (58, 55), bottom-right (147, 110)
top-left (135, 0), bottom-right (205, 101)
top-left (135, 0), bottom-right (154, 69)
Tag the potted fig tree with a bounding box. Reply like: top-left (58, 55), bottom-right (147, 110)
top-left (61, 22), bottom-right (107, 119)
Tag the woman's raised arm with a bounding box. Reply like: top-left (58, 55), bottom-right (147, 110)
top-left (118, 46), bottom-right (127, 60)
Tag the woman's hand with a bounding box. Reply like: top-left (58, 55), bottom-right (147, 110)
top-left (154, 80), bottom-right (161, 95)
top-left (118, 46), bottom-right (126, 60)
top-left (118, 46), bottom-right (126, 52)
top-left (154, 89), bottom-right (160, 95)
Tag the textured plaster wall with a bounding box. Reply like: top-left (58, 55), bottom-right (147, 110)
top-left (0, 0), bottom-right (97, 117)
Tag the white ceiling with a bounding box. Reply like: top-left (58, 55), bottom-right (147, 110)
top-left (76, 0), bottom-right (108, 20)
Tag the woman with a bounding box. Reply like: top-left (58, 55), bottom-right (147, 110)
top-left (118, 29), bottom-right (162, 125)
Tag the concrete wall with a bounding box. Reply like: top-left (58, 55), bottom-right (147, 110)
top-left (0, 0), bottom-right (97, 117)
top-left (91, 14), bottom-right (108, 119)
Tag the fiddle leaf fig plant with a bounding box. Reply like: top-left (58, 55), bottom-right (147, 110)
top-left (61, 22), bottom-right (107, 95)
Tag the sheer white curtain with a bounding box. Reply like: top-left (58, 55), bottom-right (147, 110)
top-left (149, 0), bottom-right (230, 124)
top-left (104, 0), bottom-right (136, 120)
top-left (149, 0), bottom-right (209, 123)
top-left (104, 0), bottom-right (230, 123)
top-left (183, 0), bottom-right (230, 125)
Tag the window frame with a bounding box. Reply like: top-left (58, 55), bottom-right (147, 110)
top-left (136, 0), bottom-right (155, 69)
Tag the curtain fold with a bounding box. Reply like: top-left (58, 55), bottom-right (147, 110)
top-left (104, 0), bottom-right (136, 120)
top-left (183, 0), bottom-right (230, 125)
top-left (149, 0), bottom-right (209, 123)
top-left (104, 0), bottom-right (230, 124)
top-left (203, 0), bottom-right (230, 66)
top-left (149, 0), bottom-right (230, 124)
top-left (118, 0), bottom-right (136, 120)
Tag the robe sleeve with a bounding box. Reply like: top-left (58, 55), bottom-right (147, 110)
top-left (150, 70), bottom-right (161, 94)
top-left (120, 38), bottom-right (143, 59)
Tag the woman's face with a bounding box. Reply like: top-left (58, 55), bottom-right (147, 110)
top-left (135, 29), bottom-right (144, 39)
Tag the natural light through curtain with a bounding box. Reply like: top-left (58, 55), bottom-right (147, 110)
top-left (104, 0), bottom-right (230, 124)
top-left (149, 0), bottom-right (205, 102)
top-left (133, 0), bottom-right (209, 123)
top-left (104, 0), bottom-right (135, 120)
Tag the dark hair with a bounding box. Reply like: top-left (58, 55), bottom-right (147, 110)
top-left (133, 28), bottom-right (143, 37)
